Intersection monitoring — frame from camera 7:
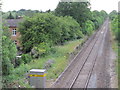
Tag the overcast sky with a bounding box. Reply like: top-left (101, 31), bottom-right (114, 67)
top-left (2, 0), bottom-right (119, 13)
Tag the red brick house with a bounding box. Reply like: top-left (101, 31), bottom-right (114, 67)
top-left (5, 19), bottom-right (23, 47)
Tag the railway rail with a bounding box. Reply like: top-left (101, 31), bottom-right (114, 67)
top-left (52, 19), bottom-right (110, 88)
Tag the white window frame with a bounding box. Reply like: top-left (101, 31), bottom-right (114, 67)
top-left (12, 29), bottom-right (17, 36)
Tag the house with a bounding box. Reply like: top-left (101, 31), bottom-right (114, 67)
top-left (4, 19), bottom-right (23, 47)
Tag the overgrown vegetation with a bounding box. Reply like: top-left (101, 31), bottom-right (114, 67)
top-left (2, 2), bottom-right (108, 88)
top-left (6, 39), bottom-right (83, 88)
top-left (55, 2), bottom-right (107, 33)
top-left (109, 10), bottom-right (119, 88)
top-left (19, 13), bottom-right (84, 53)
top-left (19, 3), bottom-right (107, 54)
top-left (2, 26), bottom-right (17, 87)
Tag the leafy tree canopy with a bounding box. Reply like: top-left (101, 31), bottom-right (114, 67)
top-left (55, 2), bottom-right (92, 27)
top-left (7, 12), bottom-right (14, 19)
top-left (2, 26), bottom-right (17, 87)
top-left (19, 13), bottom-right (83, 53)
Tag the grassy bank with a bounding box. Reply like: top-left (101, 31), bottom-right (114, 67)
top-left (10, 39), bottom-right (84, 88)
top-left (118, 46), bottom-right (120, 89)
top-left (111, 37), bottom-right (119, 89)
top-left (110, 24), bottom-right (119, 88)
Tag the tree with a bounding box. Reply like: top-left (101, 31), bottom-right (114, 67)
top-left (46, 9), bottom-right (51, 13)
top-left (19, 13), bottom-right (61, 53)
top-left (100, 10), bottom-right (108, 19)
top-left (109, 10), bottom-right (118, 20)
top-left (55, 2), bottom-right (91, 28)
top-left (19, 13), bottom-right (83, 53)
top-left (109, 11), bottom-right (120, 42)
top-left (83, 20), bottom-right (95, 35)
top-left (57, 16), bottom-right (83, 43)
top-left (55, 2), bottom-right (107, 35)
top-left (111, 15), bottom-right (119, 40)
top-left (7, 12), bottom-right (14, 19)
top-left (91, 10), bottom-right (107, 29)
top-left (2, 26), bottom-right (17, 87)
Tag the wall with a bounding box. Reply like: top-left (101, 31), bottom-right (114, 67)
top-left (9, 26), bottom-right (21, 46)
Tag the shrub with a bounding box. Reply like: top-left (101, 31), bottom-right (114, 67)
top-left (2, 26), bottom-right (17, 87)
top-left (31, 42), bottom-right (51, 58)
top-left (19, 13), bottom-right (84, 53)
top-left (14, 57), bottom-right (23, 68)
top-left (21, 54), bottom-right (32, 64)
top-left (83, 20), bottom-right (95, 35)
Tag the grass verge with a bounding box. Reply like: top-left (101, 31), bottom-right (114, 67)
top-left (111, 37), bottom-right (119, 89)
top-left (110, 24), bottom-right (119, 89)
top-left (10, 39), bottom-right (85, 88)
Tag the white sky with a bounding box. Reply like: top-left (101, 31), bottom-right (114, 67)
top-left (2, 0), bottom-right (119, 13)
top-left (90, 0), bottom-right (119, 13)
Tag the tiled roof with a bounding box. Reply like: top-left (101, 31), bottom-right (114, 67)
top-left (3, 19), bottom-right (23, 27)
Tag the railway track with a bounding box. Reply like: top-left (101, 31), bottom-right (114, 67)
top-left (87, 21), bottom-right (111, 88)
top-left (52, 19), bottom-right (109, 88)
top-left (70, 20), bottom-right (109, 88)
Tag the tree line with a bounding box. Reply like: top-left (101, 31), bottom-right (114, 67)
top-left (109, 10), bottom-right (119, 89)
top-left (19, 2), bottom-right (108, 54)
top-left (109, 10), bottom-right (119, 41)
top-left (2, 9), bottom-right (51, 19)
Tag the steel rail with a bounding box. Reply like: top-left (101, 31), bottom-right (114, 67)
top-left (52, 20), bottom-right (108, 88)
top-left (69, 20), bottom-right (108, 89)
top-left (84, 21), bottom-right (109, 89)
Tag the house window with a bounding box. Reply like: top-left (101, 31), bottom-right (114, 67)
top-left (12, 29), bottom-right (16, 36)
top-left (13, 40), bottom-right (17, 45)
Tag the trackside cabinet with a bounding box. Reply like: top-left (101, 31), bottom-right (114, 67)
top-left (29, 69), bottom-right (46, 88)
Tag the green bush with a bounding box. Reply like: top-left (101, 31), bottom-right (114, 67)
top-left (58, 16), bottom-right (84, 43)
top-left (83, 20), bottom-right (95, 35)
top-left (21, 54), bottom-right (32, 64)
top-left (19, 13), bottom-right (83, 53)
top-left (2, 26), bottom-right (17, 87)
top-left (112, 15), bottom-right (119, 40)
top-left (31, 42), bottom-right (51, 58)
top-left (14, 57), bottom-right (23, 68)
top-left (91, 10), bottom-right (107, 29)
top-left (109, 10), bottom-right (118, 20)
